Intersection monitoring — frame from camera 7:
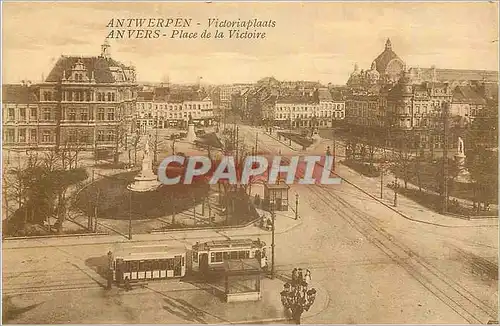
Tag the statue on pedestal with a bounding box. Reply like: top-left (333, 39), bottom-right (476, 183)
top-left (454, 136), bottom-right (470, 183)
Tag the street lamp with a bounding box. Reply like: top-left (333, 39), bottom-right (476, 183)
top-left (392, 178), bottom-right (400, 207)
top-left (295, 193), bottom-right (299, 220)
top-left (280, 281), bottom-right (317, 324)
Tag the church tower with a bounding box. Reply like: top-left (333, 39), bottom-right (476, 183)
top-left (385, 38), bottom-right (392, 50)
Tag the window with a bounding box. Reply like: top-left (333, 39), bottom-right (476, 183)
top-left (30, 129), bottom-right (37, 142)
top-left (106, 130), bottom-right (115, 142)
top-left (79, 131), bottom-right (89, 144)
top-left (68, 109), bottom-right (76, 121)
top-left (192, 252), bottom-right (199, 263)
top-left (152, 260), bottom-right (159, 270)
top-left (5, 129), bottom-right (15, 142)
top-left (107, 108), bottom-right (115, 121)
top-left (97, 130), bottom-right (105, 141)
top-left (42, 130), bottom-right (52, 143)
top-left (68, 130), bottom-right (77, 142)
top-left (80, 109), bottom-right (88, 121)
top-left (19, 108), bottom-right (26, 121)
top-left (30, 108), bottom-right (37, 120)
top-left (43, 108), bottom-right (51, 121)
top-left (18, 129), bottom-right (26, 142)
top-left (112, 93), bottom-right (116, 101)
top-left (97, 108), bottom-right (105, 120)
top-left (167, 258), bottom-right (174, 270)
top-left (130, 261), bottom-right (138, 271)
top-left (8, 108), bottom-right (15, 120)
top-left (107, 93), bottom-right (112, 102)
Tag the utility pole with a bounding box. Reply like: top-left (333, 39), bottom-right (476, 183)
top-left (255, 132), bottom-right (258, 154)
top-left (154, 116), bottom-right (159, 166)
top-left (271, 193), bottom-right (276, 280)
top-left (442, 102), bottom-right (449, 214)
top-left (380, 166), bottom-right (384, 199)
top-left (128, 190), bottom-right (132, 240)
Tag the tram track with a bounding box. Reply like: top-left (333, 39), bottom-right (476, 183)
top-left (308, 184), bottom-right (497, 324)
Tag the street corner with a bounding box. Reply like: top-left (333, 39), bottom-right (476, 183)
top-left (301, 280), bottom-right (329, 321)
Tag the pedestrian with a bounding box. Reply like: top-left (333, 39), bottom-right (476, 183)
top-left (261, 255), bottom-right (268, 271)
top-left (297, 268), bottom-right (303, 284)
top-left (124, 276), bottom-right (131, 291)
top-left (304, 269), bottom-right (312, 287)
top-left (291, 268), bottom-right (298, 286)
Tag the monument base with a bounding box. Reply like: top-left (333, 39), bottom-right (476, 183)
top-left (186, 123), bottom-right (197, 143)
top-left (127, 173), bottom-right (160, 192)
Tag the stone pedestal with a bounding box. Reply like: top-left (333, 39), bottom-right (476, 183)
top-left (127, 140), bottom-right (160, 192)
top-left (454, 152), bottom-right (471, 184)
top-left (186, 123), bottom-right (197, 143)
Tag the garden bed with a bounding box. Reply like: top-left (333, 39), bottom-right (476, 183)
top-left (341, 159), bottom-right (380, 177)
top-left (387, 184), bottom-right (498, 217)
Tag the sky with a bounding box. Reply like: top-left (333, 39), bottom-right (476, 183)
top-left (2, 2), bottom-right (499, 85)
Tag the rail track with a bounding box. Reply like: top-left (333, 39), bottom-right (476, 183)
top-left (307, 184), bottom-right (497, 324)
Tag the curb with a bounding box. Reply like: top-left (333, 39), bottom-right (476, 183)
top-left (150, 216), bottom-right (260, 234)
top-left (318, 162), bottom-right (498, 229)
top-left (3, 232), bottom-right (109, 241)
top-left (230, 317), bottom-right (288, 324)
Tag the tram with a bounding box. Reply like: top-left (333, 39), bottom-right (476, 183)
top-left (112, 245), bottom-right (186, 285)
top-left (191, 238), bottom-right (267, 274)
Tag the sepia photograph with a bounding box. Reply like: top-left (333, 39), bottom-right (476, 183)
top-left (1, 1), bottom-right (499, 324)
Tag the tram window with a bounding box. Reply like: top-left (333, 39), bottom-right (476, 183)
top-left (210, 252), bottom-right (216, 263)
top-left (238, 251), bottom-right (250, 259)
top-left (167, 259), bottom-right (174, 270)
top-left (160, 260), bottom-right (167, 270)
top-left (223, 252), bottom-right (229, 260)
top-left (181, 256), bottom-right (185, 266)
top-left (193, 252), bottom-right (198, 263)
top-left (139, 261), bottom-right (145, 271)
top-left (215, 252), bottom-right (223, 262)
top-left (230, 251), bottom-right (238, 259)
top-left (152, 260), bottom-right (159, 270)
top-left (144, 261), bottom-right (152, 271)
top-left (130, 261), bottom-right (139, 271)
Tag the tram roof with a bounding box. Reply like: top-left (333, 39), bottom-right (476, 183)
top-left (193, 238), bottom-right (265, 251)
top-left (113, 245), bottom-right (186, 261)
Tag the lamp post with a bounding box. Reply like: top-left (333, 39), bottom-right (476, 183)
top-left (271, 193), bottom-right (276, 280)
top-left (280, 281), bottom-right (317, 324)
top-left (295, 193), bottom-right (299, 220)
top-left (392, 177), bottom-right (399, 207)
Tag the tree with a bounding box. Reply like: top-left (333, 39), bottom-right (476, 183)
top-left (390, 133), bottom-right (412, 189)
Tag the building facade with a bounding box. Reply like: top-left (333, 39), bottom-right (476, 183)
top-left (3, 41), bottom-right (138, 151)
top-left (135, 87), bottom-right (214, 134)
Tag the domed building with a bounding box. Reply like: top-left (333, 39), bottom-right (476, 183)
top-left (373, 38), bottom-right (406, 83)
top-left (366, 61), bottom-right (381, 84)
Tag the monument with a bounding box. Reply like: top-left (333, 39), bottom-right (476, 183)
top-left (127, 136), bottom-right (161, 192)
top-left (185, 114), bottom-right (197, 143)
top-left (454, 137), bottom-right (471, 183)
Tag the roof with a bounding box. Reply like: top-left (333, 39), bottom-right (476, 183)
top-left (276, 95), bottom-right (316, 104)
top-left (193, 239), bottom-right (265, 251)
top-left (452, 86), bottom-right (487, 105)
top-left (318, 88), bottom-right (333, 102)
top-left (408, 67), bottom-right (498, 82)
top-left (374, 43), bottom-right (404, 75)
top-left (114, 245), bottom-right (186, 261)
top-left (223, 259), bottom-right (262, 275)
top-left (45, 55), bottom-right (134, 84)
top-left (2, 84), bottom-right (38, 103)
top-left (137, 91), bottom-right (154, 101)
